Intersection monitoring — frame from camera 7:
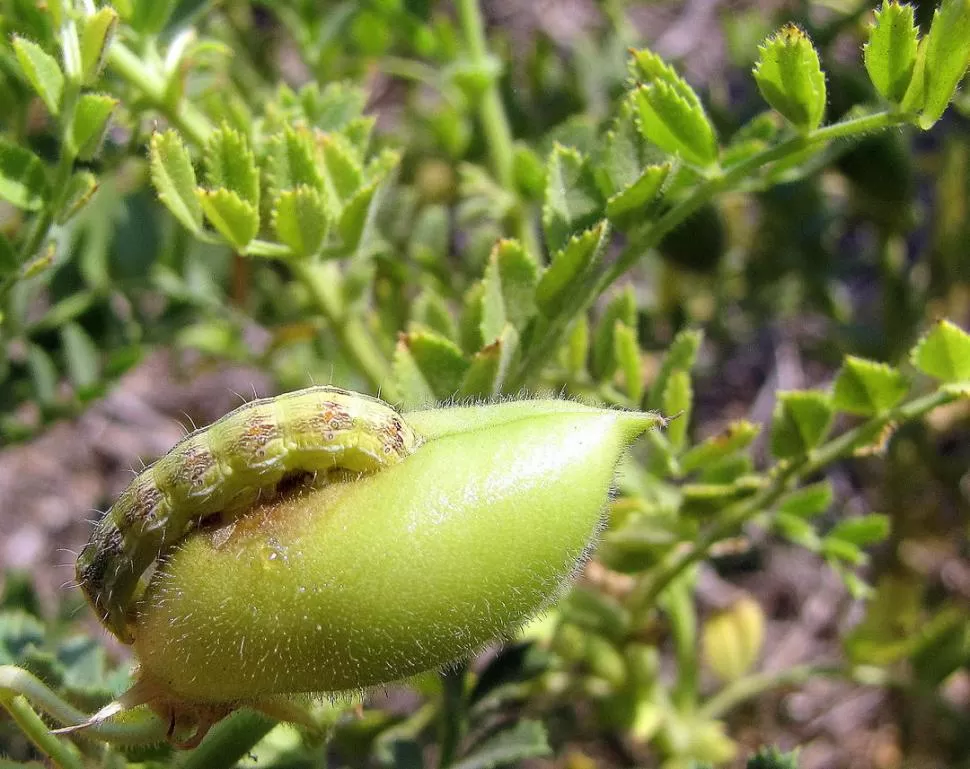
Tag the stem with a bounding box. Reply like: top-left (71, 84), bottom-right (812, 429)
top-left (0, 692), bottom-right (84, 769)
top-left (177, 710), bottom-right (277, 769)
top-left (665, 577), bottom-right (698, 710)
top-left (629, 387), bottom-right (959, 613)
top-left (455, 0), bottom-right (541, 258)
top-left (437, 665), bottom-right (467, 768)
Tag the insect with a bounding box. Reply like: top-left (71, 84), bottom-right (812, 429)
top-left (76, 386), bottom-right (423, 643)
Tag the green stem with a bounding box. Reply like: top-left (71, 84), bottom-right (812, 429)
top-left (629, 386), bottom-right (959, 613)
top-left (437, 665), bottom-right (467, 768)
top-left (0, 692), bottom-right (84, 769)
top-left (665, 577), bottom-right (698, 710)
top-left (177, 710), bottom-right (277, 769)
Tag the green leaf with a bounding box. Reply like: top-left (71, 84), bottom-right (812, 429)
top-left (535, 221), bottom-right (609, 315)
top-left (272, 186), bottom-right (329, 257)
top-left (910, 320), bottom-right (970, 382)
top-left (480, 239), bottom-right (538, 341)
top-left (393, 331), bottom-right (469, 405)
top-left (770, 391), bottom-right (833, 459)
top-left (0, 138), bottom-right (49, 211)
top-left (266, 126), bottom-right (324, 199)
top-left (606, 162), bottom-right (670, 222)
top-left (320, 133), bottom-right (364, 209)
top-left (681, 420), bottom-right (760, 473)
top-left (864, 2), bottom-right (919, 104)
top-left (778, 481), bottom-right (833, 519)
top-left (832, 356), bottom-right (909, 416)
top-left (412, 289), bottom-right (458, 342)
top-left (69, 93), bottom-right (117, 160)
top-left (13, 36), bottom-right (64, 115)
top-left (542, 144), bottom-right (603, 252)
top-left (460, 324), bottom-right (519, 398)
top-left (130, 0), bottom-right (176, 34)
top-left (633, 83), bottom-right (718, 167)
top-left (591, 285), bottom-right (636, 380)
top-left (899, 38), bottom-right (928, 114)
top-left (60, 322), bottom-right (101, 397)
top-left (647, 328), bottom-right (703, 410)
top-left (80, 7), bottom-right (118, 85)
top-left (563, 316), bottom-right (589, 375)
top-left (614, 322), bottom-right (643, 404)
top-left (150, 130), bottom-right (202, 234)
top-left (920, 0), bottom-right (970, 128)
top-left (55, 170), bottom-right (98, 224)
top-left (775, 511), bottom-right (822, 550)
top-left (662, 369), bottom-right (692, 451)
top-left (450, 720), bottom-right (551, 769)
top-left (753, 24), bottom-right (827, 131)
top-left (26, 344), bottom-right (58, 406)
top-left (747, 747), bottom-right (801, 769)
top-left (205, 124), bottom-right (260, 206)
top-left (827, 514), bottom-right (891, 547)
top-left (197, 188), bottom-right (259, 249)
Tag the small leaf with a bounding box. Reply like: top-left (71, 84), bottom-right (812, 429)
top-left (910, 319), bottom-right (970, 382)
top-left (613, 322), bottom-right (643, 404)
top-left (633, 83), bottom-right (718, 167)
top-left (681, 420), bottom-right (760, 473)
top-left (536, 222), bottom-right (609, 315)
top-left (266, 126), bottom-right (324, 199)
top-left (70, 93), bottom-right (117, 160)
top-left (828, 513), bottom-right (891, 547)
top-left (647, 328), bottom-right (703, 410)
top-left (205, 124), bottom-right (260, 206)
top-left (394, 331), bottom-right (469, 405)
top-left (412, 289), bottom-right (458, 342)
top-left (450, 720), bottom-right (551, 769)
top-left (864, 2), bottom-right (919, 104)
top-left (80, 7), bottom-right (118, 84)
top-left (480, 239), bottom-right (538, 341)
top-left (775, 511), bottom-right (822, 550)
top-left (563, 316), bottom-right (589, 375)
top-left (770, 391), bottom-right (833, 459)
top-left (320, 133), bottom-right (364, 209)
top-left (832, 356), bottom-right (909, 416)
top-left (662, 369), bottom-right (692, 451)
top-left (60, 322), bottom-right (101, 397)
top-left (272, 186), bottom-right (328, 257)
top-left (26, 345), bottom-right (58, 406)
top-left (460, 324), bottom-right (519, 398)
top-left (542, 144), bottom-right (603, 252)
top-left (606, 163), bottom-right (670, 222)
top-left (591, 285), bottom-right (636, 380)
top-left (0, 138), bottom-right (50, 211)
top-left (55, 170), bottom-right (98, 224)
top-left (197, 188), bottom-right (259, 249)
top-left (920, 0), bottom-right (970, 128)
top-left (753, 24), bottom-right (827, 131)
top-left (702, 597), bottom-right (765, 683)
top-left (150, 130), bottom-right (202, 234)
top-left (13, 36), bottom-right (64, 115)
top-left (778, 481), bottom-right (833, 519)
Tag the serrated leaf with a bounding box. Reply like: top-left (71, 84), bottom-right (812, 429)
top-left (0, 138), bottom-right (49, 211)
top-left (205, 124), bottom-right (259, 206)
top-left (320, 133), bottom-right (363, 208)
top-left (267, 127), bottom-right (324, 199)
top-left (413, 289), bottom-right (458, 341)
top-left (864, 2), bottom-right (919, 104)
top-left (61, 322), bottom-right (101, 396)
top-left (681, 420), bottom-right (760, 473)
top-left (337, 179), bottom-right (381, 255)
top-left (633, 83), bottom-right (718, 167)
top-left (753, 24), bottom-right (827, 131)
top-left (272, 185), bottom-right (328, 257)
top-left (591, 285), bottom-right (636, 380)
top-left (606, 163), bottom-right (670, 221)
top-left (910, 320), bottom-right (970, 382)
top-left (70, 93), bottom-right (117, 160)
top-left (535, 221), bottom-right (609, 315)
top-left (450, 720), bottom-right (551, 769)
top-left (828, 513), bottom-right (891, 547)
top-left (778, 481), bottom-right (833, 519)
top-left (150, 130), bottom-right (202, 233)
top-left (770, 391), bottom-right (833, 459)
top-left (832, 356), bottom-right (909, 415)
top-left (613, 322), bottom-right (643, 404)
top-left (55, 170), bottom-right (98, 224)
top-left (920, 0), bottom-right (970, 128)
top-left (480, 239), bottom-right (538, 341)
top-left (197, 188), bottom-right (259, 249)
top-left (13, 37), bottom-right (63, 115)
top-left (542, 144), bottom-right (603, 252)
top-left (648, 328), bottom-right (703, 410)
top-left (460, 324), bottom-right (519, 398)
top-left (394, 331), bottom-right (469, 406)
top-left (80, 7), bottom-right (118, 84)
top-left (899, 37), bottom-right (928, 114)
top-left (662, 369), bottom-right (692, 451)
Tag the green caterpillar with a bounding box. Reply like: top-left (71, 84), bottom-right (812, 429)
top-left (77, 386), bottom-right (422, 643)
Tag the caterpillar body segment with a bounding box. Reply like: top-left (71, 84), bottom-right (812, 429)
top-left (77, 386), bottom-right (422, 643)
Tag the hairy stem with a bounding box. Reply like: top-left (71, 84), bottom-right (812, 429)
top-left (0, 691), bottom-right (84, 769)
top-left (177, 710), bottom-right (277, 769)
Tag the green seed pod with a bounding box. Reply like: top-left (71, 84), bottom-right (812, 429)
top-left (100, 396), bottom-right (661, 741)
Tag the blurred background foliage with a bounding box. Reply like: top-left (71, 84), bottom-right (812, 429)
top-left (0, 0), bottom-right (969, 768)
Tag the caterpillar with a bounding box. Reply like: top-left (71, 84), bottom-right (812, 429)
top-left (77, 386), bottom-right (422, 643)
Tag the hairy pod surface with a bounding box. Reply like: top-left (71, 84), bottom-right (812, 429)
top-left (129, 400), bottom-right (659, 703)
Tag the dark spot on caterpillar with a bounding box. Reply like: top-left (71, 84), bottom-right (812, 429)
top-left (179, 448), bottom-right (217, 493)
